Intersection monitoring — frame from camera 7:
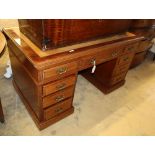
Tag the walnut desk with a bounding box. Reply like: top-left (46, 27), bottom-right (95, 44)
top-left (3, 27), bottom-right (143, 130)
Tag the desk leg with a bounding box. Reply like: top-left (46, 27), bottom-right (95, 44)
top-left (0, 99), bottom-right (5, 123)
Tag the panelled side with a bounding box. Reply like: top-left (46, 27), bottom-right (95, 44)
top-left (7, 39), bottom-right (43, 120)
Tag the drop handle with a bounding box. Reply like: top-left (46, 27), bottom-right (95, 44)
top-left (55, 95), bottom-right (65, 102)
top-left (55, 107), bottom-right (63, 114)
top-left (56, 67), bottom-right (67, 75)
top-left (56, 83), bottom-right (66, 90)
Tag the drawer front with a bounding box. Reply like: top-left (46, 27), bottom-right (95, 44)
top-left (138, 40), bottom-right (152, 52)
top-left (111, 72), bottom-right (126, 85)
top-left (118, 53), bottom-right (134, 66)
top-left (79, 47), bottom-right (121, 71)
top-left (121, 43), bottom-right (139, 55)
top-left (43, 62), bottom-right (77, 81)
top-left (44, 98), bottom-right (72, 120)
top-left (113, 64), bottom-right (129, 76)
top-left (130, 51), bottom-right (147, 68)
top-left (43, 75), bottom-right (76, 96)
top-left (43, 86), bottom-right (74, 108)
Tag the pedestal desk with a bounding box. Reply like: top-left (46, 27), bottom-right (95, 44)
top-left (3, 27), bottom-right (143, 130)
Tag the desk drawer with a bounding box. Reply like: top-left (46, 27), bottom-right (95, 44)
top-left (111, 72), bottom-right (126, 85)
top-left (138, 40), bottom-right (152, 52)
top-left (43, 62), bottom-right (77, 81)
top-left (118, 53), bottom-right (134, 66)
top-left (43, 75), bottom-right (76, 96)
top-left (130, 51), bottom-right (147, 68)
top-left (44, 98), bottom-right (72, 120)
top-left (113, 64), bottom-right (129, 76)
top-left (43, 86), bottom-right (74, 108)
top-left (79, 47), bottom-right (120, 71)
top-left (122, 43), bottom-right (138, 55)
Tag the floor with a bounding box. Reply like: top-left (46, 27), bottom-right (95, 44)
top-left (0, 50), bottom-right (155, 136)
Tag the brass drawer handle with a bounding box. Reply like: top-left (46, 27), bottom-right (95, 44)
top-left (55, 95), bottom-right (65, 102)
top-left (55, 107), bottom-right (63, 114)
top-left (123, 57), bottom-right (129, 61)
top-left (56, 67), bottom-right (67, 75)
top-left (112, 51), bottom-right (118, 57)
top-left (127, 46), bottom-right (134, 51)
top-left (56, 83), bottom-right (66, 90)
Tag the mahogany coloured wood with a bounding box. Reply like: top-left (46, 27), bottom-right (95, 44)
top-left (121, 42), bottom-right (139, 55)
top-left (130, 51), bottom-right (147, 68)
top-left (110, 72), bottom-right (127, 85)
top-left (81, 70), bottom-right (126, 94)
top-left (81, 42), bottom-right (136, 93)
top-left (9, 49), bottom-right (42, 119)
top-left (138, 40), bottom-right (152, 53)
top-left (43, 62), bottom-right (77, 81)
top-left (129, 19), bottom-right (155, 68)
top-left (18, 19), bottom-right (132, 50)
top-left (3, 28), bottom-right (139, 69)
top-left (117, 52), bottom-right (135, 66)
top-left (13, 79), bottom-right (74, 130)
top-left (3, 26), bottom-right (144, 130)
top-left (43, 86), bottom-right (75, 108)
top-left (113, 63), bottom-right (130, 76)
top-left (43, 75), bottom-right (76, 96)
top-left (0, 99), bottom-right (5, 123)
top-left (44, 98), bottom-right (73, 120)
top-left (130, 19), bottom-right (155, 28)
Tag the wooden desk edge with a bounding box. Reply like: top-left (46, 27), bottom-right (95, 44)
top-left (3, 28), bottom-right (145, 71)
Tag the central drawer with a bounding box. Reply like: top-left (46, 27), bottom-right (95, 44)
top-left (121, 43), bottom-right (139, 55)
top-left (138, 40), bottom-right (152, 52)
top-left (44, 98), bottom-right (73, 120)
top-left (118, 53), bottom-right (134, 66)
top-left (78, 46), bottom-right (122, 71)
top-left (42, 86), bottom-right (74, 108)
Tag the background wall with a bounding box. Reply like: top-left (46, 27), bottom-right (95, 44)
top-left (0, 19), bottom-right (18, 30)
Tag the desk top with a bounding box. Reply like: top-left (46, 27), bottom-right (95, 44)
top-left (3, 27), bottom-right (144, 69)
